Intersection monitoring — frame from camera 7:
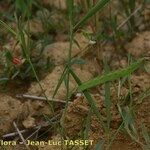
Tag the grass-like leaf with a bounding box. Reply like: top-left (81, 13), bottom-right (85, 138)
top-left (83, 109), bottom-right (92, 140)
top-left (118, 105), bottom-right (143, 146)
top-left (0, 78), bottom-right (9, 82)
top-left (70, 68), bottom-right (107, 132)
top-left (137, 88), bottom-right (150, 104)
top-left (78, 58), bottom-right (144, 91)
top-left (95, 139), bottom-right (104, 150)
top-left (66, 0), bottom-right (74, 26)
top-left (73, 0), bottom-right (110, 31)
top-left (103, 58), bottom-right (111, 132)
top-left (141, 123), bottom-right (150, 149)
top-left (52, 67), bottom-right (67, 99)
top-left (0, 20), bottom-right (17, 36)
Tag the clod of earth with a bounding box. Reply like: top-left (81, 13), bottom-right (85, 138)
top-left (125, 31), bottom-right (150, 57)
top-left (28, 65), bottom-right (93, 99)
top-left (0, 95), bottom-right (21, 135)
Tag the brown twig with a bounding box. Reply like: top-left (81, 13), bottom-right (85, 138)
top-left (2, 130), bottom-right (27, 138)
top-left (16, 94), bottom-right (72, 104)
top-left (13, 121), bottom-right (30, 150)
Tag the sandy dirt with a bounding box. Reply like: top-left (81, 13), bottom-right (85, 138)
top-left (0, 1), bottom-right (150, 149)
top-left (0, 30), bottom-right (150, 149)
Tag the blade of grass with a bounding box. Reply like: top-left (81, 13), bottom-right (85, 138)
top-left (117, 104), bottom-right (144, 146)
top-left (69, 68), bottom-right (107, 132)
top-left (15, 15), bottom-right (54, 112)
top-left (66, 0), bottom-right (74, 98)
top-left (0, 78), bottom-right (9, 82)
top-left (0, 20), bottom-right (17, 36)
top-left (138, 88), bottom-right (150, 104)
top-left (78, 58), bottom-right (144, 91)
top-left (83, 108), bottom-right (92, 150)
top-left (59, 0), bottom-right (75, 139)
top-left (107, 122), bottom-right (124, 149)
top-left (73, 0), bottom-right (110, 31)
top-left (103, 58), bottom-right (111, 132)
top-left (66, 0), bottom-right (74, 27)
top-left (86, 0), bottom-right (93, 9)
top-left (52, 67), bottom-right (67, 99)
top-left (95, 139), bottom-right (105, 150)
top-left (141, 123), bottom-right (150, 149)
top-left (83, 108), bottom-right (92, 140)
top-left (127, 53), bottom-right (133, 108)
top-left (63, 0), bottom-right (75, 105)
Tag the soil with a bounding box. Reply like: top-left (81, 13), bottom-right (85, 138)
top-left (0, 30), bottom-right (149, 150)
top-left (0, 1), bottom-right (150, 150)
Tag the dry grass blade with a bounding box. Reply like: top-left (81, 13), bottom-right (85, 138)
top-left (25, 126), bottom-right (41, 140)
top-left (16, 94), bottom-right (71, 104)
top-left (2, 130), bottom-right (27, 139)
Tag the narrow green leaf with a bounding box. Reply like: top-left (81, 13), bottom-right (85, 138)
top-left (141, 123), bottom-right (150, 148)
top-left (52, 67), bottom-right (68, 99)
top-left (95, 139), bottom-right (104, 150)
top-left (71, 58), bottom-right (85, 65)
top-left (118, 105), bottom-right (141, 145)
top-left (78, 58), bottom-right (144, 91)
top-left (74, 0), bottom-right (110, 31)
top-left (66, 0), bottom-right (74, 26)
top-left (83, 109), bottom-right (92, 139)
top-left (0, 78), bottom-right (9, 82)
top-left (138, 88), bottom-right (150, 104)
top-left (0, 20), bottom-right (17, 36)
top-left (69, 68), bottom-right (107, 132)
top-left (5, 50), bottom-right (13, 62)
top-left (103, 58), bottom-right (111, 131)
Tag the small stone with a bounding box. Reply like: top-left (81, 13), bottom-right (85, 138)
top-left (22, 116), bottom-right (36, 129)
